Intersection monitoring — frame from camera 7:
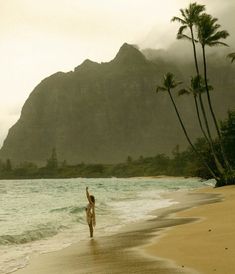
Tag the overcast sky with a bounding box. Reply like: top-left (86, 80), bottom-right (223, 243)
top-left (0, 0), bottom-right (234, 147)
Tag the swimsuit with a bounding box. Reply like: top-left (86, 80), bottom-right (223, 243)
top-left (86, 203), bottom-right (95, 225)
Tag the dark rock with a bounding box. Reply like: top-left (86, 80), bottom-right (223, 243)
top-left (0, 43), bottom-right (235, 165)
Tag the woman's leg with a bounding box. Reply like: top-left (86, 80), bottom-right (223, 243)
top-left (89, 221), bottom-right (93, 238)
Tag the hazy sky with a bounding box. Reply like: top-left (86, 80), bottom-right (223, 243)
top-left (0, 0), bottom-right (234, 147)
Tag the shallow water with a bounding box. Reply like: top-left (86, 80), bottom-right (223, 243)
top-left (0, 177), bottom-right (214, 273)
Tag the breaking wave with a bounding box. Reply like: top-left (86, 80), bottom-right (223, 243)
top-left (0, 225), bottom-right (63, 245)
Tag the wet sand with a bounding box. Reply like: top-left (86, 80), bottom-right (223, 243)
top-left (146, 185), bottom-right (235, 274)
top-left (15, 187), bottom-right (222, 274)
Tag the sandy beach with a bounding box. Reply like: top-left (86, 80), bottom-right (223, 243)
top-left (146, 185), bottom-right (235, 274)
top-left (14, 185), bottom-right (235, 274)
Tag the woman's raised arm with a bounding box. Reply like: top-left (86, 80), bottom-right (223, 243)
top-left (86, 187), bottom-right (92, 204)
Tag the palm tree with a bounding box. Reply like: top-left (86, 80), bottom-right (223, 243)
top-left (197, 13), bottom-right (231, 171)
top-left (171, 3), bottom-right (210, 154)
top-left (171, 2), bottom-right (205, 75)
top-left (178, 76), bottom-right (224, 174)
top-left (227, 52), bottom-right (235, 63)
top-left (156, 72), bottom-right (218, 180)
top-left (171, 4), bottom-right (225, 174)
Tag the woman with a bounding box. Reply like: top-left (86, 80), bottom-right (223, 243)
top-left (85, 186), bottom-right (96, 238)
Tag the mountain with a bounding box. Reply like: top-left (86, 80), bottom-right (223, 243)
top-left (0, 43), bottom-right (235, 166)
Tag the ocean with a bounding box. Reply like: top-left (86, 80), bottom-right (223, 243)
top-left (0, 177), bottom-right (214, 274)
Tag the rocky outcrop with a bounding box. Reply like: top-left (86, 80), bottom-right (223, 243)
top-left (0, 43), bottom-right (234, 165)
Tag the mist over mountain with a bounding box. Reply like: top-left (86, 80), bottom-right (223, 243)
top-left (0, 43), bottom-right (235, 166)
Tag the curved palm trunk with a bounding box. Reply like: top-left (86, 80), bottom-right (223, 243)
top-left (190, 27), bottom-right (225, 174)
top-left (190, 28), bottom-right (211, 145)
top-left (190, 26), bottom-right (209, 141)
top-left (198, 92), bottom-right (225, 174)
top-left (202, 45), bottom-right (232, 172)
top-left (167, 88), bottom-right (219, 180)
top-left (190, 27), bottom-right (210, 145)
top-left (190, 27), bottom-right (200, 75)
top-left (194, 95), bottom-right (210, 144)
top-left (202, 46), bottom-right (221, 136)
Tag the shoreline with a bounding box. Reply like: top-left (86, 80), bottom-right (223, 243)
top-left (145, 185), bottom-right (235, 274)
top-left (0, 175), bottom-right (204, 181)
top-left (14, 186), bottom-right (221, 274)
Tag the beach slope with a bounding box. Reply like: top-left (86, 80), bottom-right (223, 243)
top-left (14, 186), bottom-right (235, 274)
top-left (146, 186), bottom-right (235, 274)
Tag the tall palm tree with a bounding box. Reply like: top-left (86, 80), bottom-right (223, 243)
top-left (171, 2), bottom-right (205, 75)
top-left (156, 72), bottom-right (218, 180)
top-left (171, 3), bottom-right (225, 173)
top-left (171, 4), bottom-right (211, 158)
top-left (227, 52), bottom-right (235, 63)
top-left (197, 13), bottom-right (231, 171)
top-left (178, 75), bottom-right (224, 174)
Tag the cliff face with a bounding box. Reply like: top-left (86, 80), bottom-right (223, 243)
top-left (0, 43), bottom-right (235, 165)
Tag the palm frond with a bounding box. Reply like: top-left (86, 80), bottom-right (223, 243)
top-left (156, 86), bottom-right (167, 93)
top-left (178, 89), bottom-right (190, 96)
top-left (177, 34), bottom-right (192, 41)
top-left (207, 84), bottom-right (214, 91)
top-left (172, 81), bottom-right (183, 88)
top-left (197, 13), bottom-right (229, 47)
top-left (180, 9), bottom-right (187, 20)
top-left (172, 3), bottom-right (205, 47)
top-left (227, 52), bottom-right (235, 63)
top-left (177, 25), bottom-right (188, 36)
top-left (190, 75), bottom-right (207, 95)
top-left (210, 30), bottom-right (230, 41)
top-left (211, 17), bottom-right (219, 26)
top-left (189, 3), bottom-right (205, 23)
top-left (208, 41), bottom-right (229, 47)
top-left (190, 3), bottom-right (205, 15)
top-left (171, 16), bottom-right (186, 24)
top-left (156, 72), bottom-right (182, 91)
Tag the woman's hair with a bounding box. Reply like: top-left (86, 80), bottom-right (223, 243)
top-left (90, 195), bottom-right (95, 204)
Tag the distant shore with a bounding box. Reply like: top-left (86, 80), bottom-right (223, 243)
top-left (0, 151), bottom-right (212, 181)
top-left (129, 175), bottom-right (202, 180)
top-left (14, 185), bottom-right (230, 274)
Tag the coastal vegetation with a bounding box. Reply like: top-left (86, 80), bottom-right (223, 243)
top-left (157, 2), bottom-right (235, 187)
